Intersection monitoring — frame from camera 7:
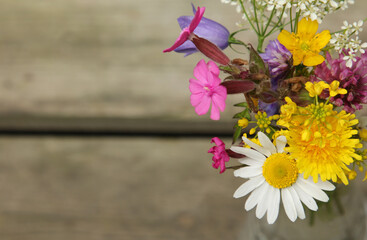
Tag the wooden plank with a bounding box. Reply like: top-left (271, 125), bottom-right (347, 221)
top-left (0, 0), bottom-right (365, 119)
top-left (0, 136), bottom-right (245, 240)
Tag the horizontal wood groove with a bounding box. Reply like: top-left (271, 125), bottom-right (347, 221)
top-left (0, 115), bottom-right (236, 137)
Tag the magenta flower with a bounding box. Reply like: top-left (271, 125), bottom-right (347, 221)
top-left (208, 137), bottom-right (230, 174)
top-left (189, 59), bottom-right (227, 120)
top-left (163, 6), bottom-right (205, 53)
top-left (312, 51), bottom-right (367, 113)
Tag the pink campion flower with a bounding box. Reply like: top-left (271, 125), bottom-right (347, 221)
top-left (208, 137), bottom-right (230, 174)
top-left (163, 6), bottom-right (205, 53)
top-left (189, 59), bottom-right (227, 120)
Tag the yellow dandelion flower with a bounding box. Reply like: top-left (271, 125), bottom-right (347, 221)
top-left (278, 100), bottom-right (361, 185)
top-left (278, 18), bottom-right (331, 66)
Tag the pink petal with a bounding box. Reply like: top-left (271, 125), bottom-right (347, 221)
top-left (189, 79), bottom-right (204, 94)
top-left (212, 92), bottom-right (226, 111)
top-left (214, 85), bottom-right (227, 98)
top-left (194, 94), bottom-right (211, 115)
top-left (189, 6), bottom-right (205, 33)
top-left (207, 71), bottom-right (221, 86)
top-left (211, 137), bottom-right (225, 146)
top-left (193, 59), bottom-right (209, 84)
top-left (207, 60), bottom-right (220, 76)
top-left (190, 92), bottom-right (204, 107)
top-left (210, 101), bottom-right (220, 120)
top-left (163, 29), bottom-right (190, 52)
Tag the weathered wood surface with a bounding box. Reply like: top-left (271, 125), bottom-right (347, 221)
top-left (0, 0), bottom-right (365, 119)
top-left (0, 136), bottom-right (245, 240)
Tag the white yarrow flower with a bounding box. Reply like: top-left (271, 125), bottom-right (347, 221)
top-left (230, 132), bottom-right (335, 224)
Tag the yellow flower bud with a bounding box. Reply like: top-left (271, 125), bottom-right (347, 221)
top-left (348, 170), bottom-right (357, 180)
top-left (249, 128), bottom-right (256, 135)
top-left (359, 128), bottom-right (367, 141)
top-left (301, 129), bottom-right (311, 141)
top-left (238, 118), bottom-right (249, 128)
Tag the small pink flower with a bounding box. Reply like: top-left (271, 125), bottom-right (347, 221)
top-left (163, 6), bottom-right (205, 53)
top-left (208, 137), bottom-right (230, 174)
top-left (189, 59), bottom-right (227, 120)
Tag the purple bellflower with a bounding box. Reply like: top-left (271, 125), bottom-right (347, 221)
top-left (163, 5), bottom-right (230, 65)
top-left (174, 4), bottom-right (230, 56)
top-left (163, 6), bottom-right (205, 53)
top-left (259, 40), bottom-right (292, 115)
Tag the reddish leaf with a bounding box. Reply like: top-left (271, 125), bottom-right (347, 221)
top-left (221, 80), bottom-right (255, 94)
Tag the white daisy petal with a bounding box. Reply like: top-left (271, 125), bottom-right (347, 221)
top-left (230, 146), bottom-right (267, 161)
top-left (233, 175), bottom-right (265, 198)
top-left (281, 188), bottom-right (297, 222)
top-left (258, 132), bottom-right (277, 154)
top-left (242, 136), bottom-right (271, 157)
top-left (245, 182), bottom-right (268, 211)
top-left (293, 183), bottom-right (318, 211)
top-left (288, 187), bottom-right (305, 219)
top-left (305, 176), bottom-right (335, 191)
top-left (297, 178), bottom-right (329, 202)
top-left (267, 188), bottom-right (280, 224)
top-left (234, 166), bottom-right (263, 178)
top-left (239, 157), bottom-right (264, 166)
top-left (275, 135), bottom-right (287, 153)
top-left (256, 184), bottom-right (270, 219)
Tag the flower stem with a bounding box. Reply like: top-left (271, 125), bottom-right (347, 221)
top-left (257, 36), bottom-right (265, 52)
top-left (239, 0), bottom-right (259, 35)
top-left (252, 0), bottom-right (261, 34)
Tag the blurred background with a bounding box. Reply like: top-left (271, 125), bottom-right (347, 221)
top-left (0, 0), bottom-right (365, 239)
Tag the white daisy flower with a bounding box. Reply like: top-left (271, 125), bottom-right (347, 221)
top-left (230, 132), bottom-right (335, 224)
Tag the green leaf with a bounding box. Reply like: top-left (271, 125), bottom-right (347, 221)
top-left (234, 102), bottom-right (249, 107)
top-left (233, 108), bottom-right (251, 120)
top-left (233, 126), bottom-right (242, 144)
top-left (248, 44), bottom-right (269, 75)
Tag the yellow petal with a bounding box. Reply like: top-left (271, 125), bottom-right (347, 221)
top-left (303, 53), bottom-right (325, 66)
top-left (278, 30), bottom-right (296, 50)
top-left (297, 18), bottom-right (318, 40)
top-left (291, 49), bottom-right (304, 66)
top-left (311, 30), bottom-right (331, 50)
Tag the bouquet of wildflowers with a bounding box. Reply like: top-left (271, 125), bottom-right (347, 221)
top-left (163, 1), bottom-right (367, 224)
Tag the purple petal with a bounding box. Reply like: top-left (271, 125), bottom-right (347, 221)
top-left (175, 5), bottom-right (230, 55)
top-left (174, 41), bottom-right (197, 56)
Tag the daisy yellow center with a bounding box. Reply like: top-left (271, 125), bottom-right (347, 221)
top-left (262, 153), bottom-right (298, 189)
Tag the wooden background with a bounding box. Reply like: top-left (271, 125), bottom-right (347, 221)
top-left (0, 0), bottom-right (365, 239)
